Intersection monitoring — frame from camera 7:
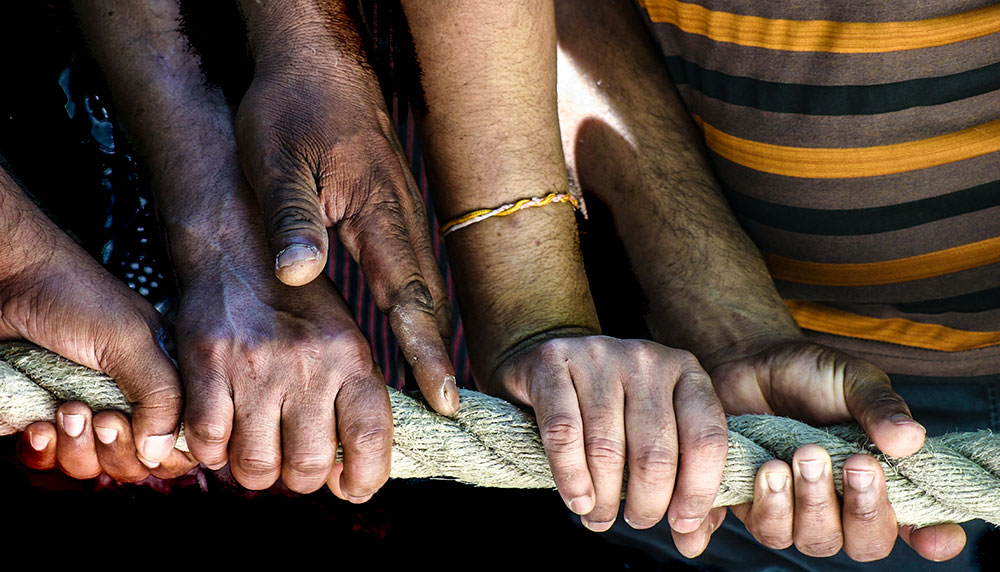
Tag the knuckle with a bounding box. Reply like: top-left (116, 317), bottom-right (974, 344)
top-left (186, 420), bottom-right (229, 447)
top-left (538, 414), bottom-right (583, 450)
top-left (630, 445), bottom-right (678, 480)
top-left (753, 529), bottom-right (794, 550)
top-left (796, 535), bottom-right (844, 558)
top-left (341, 422), bottom-right (392, 457)
top-left (284, 452), bottom-right (333, 478)
top-left (268, 200), bottom-right (324, 237)
top-left (234, 455), bottom-right (280, 481)
top-left (585, 436), bottom-right (627, 467)
top-left (386, 277), bottom-right (435, 316)
top-left (681, 424), bottom-right (729, 458)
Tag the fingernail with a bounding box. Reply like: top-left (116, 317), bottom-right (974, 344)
top-left (891, 413), bottom-right (926, 433)
top-left (94, 426), bottom-right (118, 445)
top-left (567, 496), bottom-right (594, 515)
top-left (141, 434), bottom-right (174, 463)
top-left (61, 413), bottom-right (85, 438)
top-left (138, 457), bottom-right (161, 469)
top-left (441, 375), bottom-right (459, 410)
top-left (672, 517), bottom-right (703, 534)
top-left (346, 493), bottom-right (373, 504)
top-left (275, 244), bottom-right (319, 270)
top-left (28, 432), bottom-right (50, 451)
top-left (581, 517), bottom-right (615, 532)
top-left (765, 472), bottom-right (788, 493)
top-left (846, 469), bottom-right (875, 492)
top-left (797, 459), bottom-right (824, 482)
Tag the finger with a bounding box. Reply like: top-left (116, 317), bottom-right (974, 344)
top-left (228, 386), bottom-right (282, 490)
top-left (527, 360), bottom-right (595, 518)
top-left (236, 126), bottom-right (329, 287)
top-left (672, 506), bottom-right (727, 559)
top-left (621, 355), bottom-right (677, 529)
top-left (841, 454), bottom-right (898, 562)
top-left (54, 402), bottom-right (101, 480)
top-left (339, 199), bottom-right (458, 415)
top-left (666, 358), bottom-right (728, 535)
top-left (329, 373), bottom-right (393, 502)
top-left (899, 523), bottom-right (967, 562)
top-left (745, 459), bottom-right (794, 550)
top-left (280, 385), bottom-right (337, 494)
top-left (150, 448), bottom-right (199, 480)
top-left (394, 151), bottom-right (453, 342)
top-left (92, 410), bottom-right (150, 483)
top-left (843, 360), bottom-right (925, 458)
top-left (101, 320), bottom-right (183, 469)
top-left (181, 362), bottom-right (235, 470)
top-left (573, 363), bottom-right (627, 532)
top-left (792, 444), bottom-right (843, 558)
top-left (17, 422), bottom-right (57, 471)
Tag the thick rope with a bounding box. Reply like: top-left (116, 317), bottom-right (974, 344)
top-left (1, 341), bottom-right (998, 527)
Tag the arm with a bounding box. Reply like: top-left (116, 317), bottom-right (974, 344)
top-left (553, 0), bottom-right (962, 561)
top-left (232, 0), bottom-right (458, 415)
top-left (62, 0), bottom-right (392, 498)
top-left (399, 0), bottom-right (729, 554)
top-left (1, 165), bottom-right (187, 476)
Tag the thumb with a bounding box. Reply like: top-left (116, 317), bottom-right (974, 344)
top-left (99, 319), bottom-right (184, 468)
top-left (235, 108), bottom-right (329, 287)
top-left (843, 359), bottom-right (926, 458)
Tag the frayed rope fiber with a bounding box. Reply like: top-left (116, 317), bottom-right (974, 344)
top-left (2, 341), bottom-right (999, 527)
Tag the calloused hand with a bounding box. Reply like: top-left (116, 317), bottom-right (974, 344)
top-left (234, 42), bottom-right (458, 416)
top-left (711, 339), bottom-right (966, 562)
top-left (1, 175), bottom-right (183, 471)
top-left (176, 263), bottom-right (393, 499)
top-left (486, 335), bottom-right (729, 557)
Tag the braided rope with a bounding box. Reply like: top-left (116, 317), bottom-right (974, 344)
top-left (2, 341), bottom-right (999, 527)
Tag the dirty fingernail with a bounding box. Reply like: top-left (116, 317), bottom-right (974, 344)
top-left (28, 432), bottom-right (51, 451)
top-left (275, 244), bottom-right (319, 270)
top-left (891, 413), bottom-right (926, 433)
top-left (797, 459), bottom-right (824, 482)
top-left (441, 375), bottom-right (459, 411)
top-left (61, 413), bottom-right (85, 438)
top-left (765, 472), bottom-right (788, 493)
top-left (141, 434), bottom-right (174, 463)
top-left (94, 426), bottom-right (118, 445)
top-left (846, 469), bottom-right (875, 492)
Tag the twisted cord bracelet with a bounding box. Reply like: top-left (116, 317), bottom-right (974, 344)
top-left (439, 192), bottom-right (581, 238)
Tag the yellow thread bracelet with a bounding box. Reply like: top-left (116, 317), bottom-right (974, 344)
top-left (439, 192), bottom-right (581, 238)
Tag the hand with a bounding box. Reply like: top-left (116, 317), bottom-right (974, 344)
top-left (711, 339), bottom-right (966, 562)
top-left (17, 402), bottom-right (195, 482)
top-left (176, 262), bottom-right (393, 499)
top-left (488, 335), bottom-right (729, 557)
top-left (233, 28), bottom-right (458, 415)
top-left (1, 176), bottom-right (183, 470)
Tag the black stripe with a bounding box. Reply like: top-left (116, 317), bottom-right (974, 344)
top-left (724, 179), bottom-right (1000, 236)
top-left (890, 285), bottom-right (1000, 315)
top-left (665, 56), bottom-right (1000, 116)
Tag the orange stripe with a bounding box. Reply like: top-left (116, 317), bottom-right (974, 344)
top-left (693, 116), bottom-right (1000, 179)
top-left (640, 0), bottom-right (1000, 53)
top-left (765, 236), bottom-right (1000, 286)
top-left (786, 300), bottom-right (1000, 351)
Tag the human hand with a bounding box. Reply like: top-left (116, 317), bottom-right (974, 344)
top-left (487, 335), bottom-right (729, 556)
top-left (233, 18), bottom-right (457, 416)
top-left (176, 262), bottom-right (393, 499)
top-left (1, 176), bottom-right (183, 471)
top-left (711, 340), bottom-right (966, 562)
top-left (17, 402), bottom-right (195, 482)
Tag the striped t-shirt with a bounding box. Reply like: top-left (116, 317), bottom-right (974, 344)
top-left (638, 0), bottom-right (1000, 378)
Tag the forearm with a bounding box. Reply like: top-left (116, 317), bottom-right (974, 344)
top-left (401, 0), bottom-right (599, 388)
top-left (72, 0), bottom-right (270, 286)
top-left (0, 167), bottom-right (57, 285)
top-left (556, 0), bottom-right (800, 370)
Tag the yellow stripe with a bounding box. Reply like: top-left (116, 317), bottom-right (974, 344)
top-left (765, 236), bottom-right (1000, 287)
top-left (694, 116), bottom-right (1000, 179)
top-left (640, 0), bottom-right (1000, 53)
top-left (786, 300), bottom-right (1000, 351)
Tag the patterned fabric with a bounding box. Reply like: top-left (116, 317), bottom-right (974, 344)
top-left (638, 0), bottom-right (1000, 377)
